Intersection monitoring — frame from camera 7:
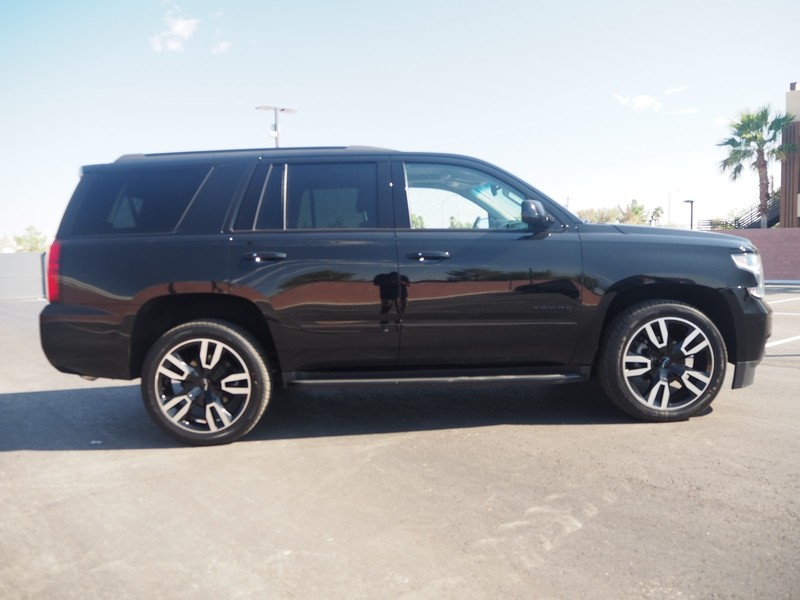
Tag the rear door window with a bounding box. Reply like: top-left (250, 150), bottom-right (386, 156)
top-left (286, 163), bottom-right (379, 229)
top-left (232, 162), bottom-right (381, 231)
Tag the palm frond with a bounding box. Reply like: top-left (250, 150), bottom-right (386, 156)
top-left (772, 142), bottom-right (799, 161)
top-left (718, 105), bottom-right (796, 181)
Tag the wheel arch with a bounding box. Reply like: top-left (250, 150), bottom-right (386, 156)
top-left (596, 283), bottom-right (738, 366)
top-left (129, 293), bottom-right (279, 380)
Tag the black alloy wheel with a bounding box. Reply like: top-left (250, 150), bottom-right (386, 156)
top-left (141, 320), bottom-right (271, 445)
top-left (598, 301), bottom-right (727, 421)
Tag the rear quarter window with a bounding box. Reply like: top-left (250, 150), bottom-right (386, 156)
top-left (64, 164), bottom-right (211, 236)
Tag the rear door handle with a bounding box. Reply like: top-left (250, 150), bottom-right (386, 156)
top-left (244, 251), bottom-right (288, 263)
top-left (406, 251), bottom-right (451, 262)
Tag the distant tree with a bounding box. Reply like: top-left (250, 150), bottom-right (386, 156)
top-left (648, 206), bottom-right (664, 225)
top-left (578, 201), bottom-right (662, 226)
top-left (448, 215), bottom-right (472, 229)
top-left (576, 207), bottom-right (621, 223)
top-left (13, 226), bottom-right (48, 253)
top-left (618, 199), bottom-right (647, 225)
top-left (718, 105), bottom-right (797, 228)
top-left (411, 213), bottom-right (425, 229)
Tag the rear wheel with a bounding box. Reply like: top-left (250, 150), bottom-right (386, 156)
top-left (141, 320), bottom-right (271, 445)
top-left (598, 301), bottom-right (727, 421)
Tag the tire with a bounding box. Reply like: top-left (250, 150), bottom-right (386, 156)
top-left (598, 301), bottom-right (727, 422)
top-left (141, 320), bottom-right (271, 445)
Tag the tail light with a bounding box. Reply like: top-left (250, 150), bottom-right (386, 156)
top-left (46, 241), bottom-right (62, 302)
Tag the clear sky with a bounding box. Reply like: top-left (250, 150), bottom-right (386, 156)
top-left (1, 0), bottom-right (798, 238)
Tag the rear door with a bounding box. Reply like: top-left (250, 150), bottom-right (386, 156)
top-left (392, 157), bottom-right (583, 367)
top-left (228, 158), bottom-right (400, 372)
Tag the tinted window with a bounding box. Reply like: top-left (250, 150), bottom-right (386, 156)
top-left (256, 164), bottom-right (284, 230)
top-left (286, 163), bottom-right (378, 229)
top-left (178, 162), bottom-right (250, 234)
top-left (233, 164), bottom-right (268, 231)
top-left (233, 163), bottom-right (284, 231)
top-left (69, 165), bottom-right (210, 235)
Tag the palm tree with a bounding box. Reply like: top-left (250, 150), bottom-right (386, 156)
top-left (718, 106), bottom-right (796, 228)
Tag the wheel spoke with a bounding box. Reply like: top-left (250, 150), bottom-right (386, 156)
top-left (680, 328), bottom-right (710, 356)
top-left (205, 401), bottom-right (233, 432)
top-left (162, 394), bottom-right (192, 422)
top-left (221, 372), bottom-right (251, 395)
top-left (158, 353), bottom-right (192, 381)
top-left (681, 369), bottom-right (711, 398)
top-left (624, 354), bottom-right (651, 377)
top-left (200, 340), bottom-right (224, 370)
top-left (647, 380), bottom-right (671, 409)
top-left (644, 319), bottom-right (669, 349)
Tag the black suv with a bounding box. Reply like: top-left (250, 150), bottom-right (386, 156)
top-left (40, 147), bottom-right (771, 445)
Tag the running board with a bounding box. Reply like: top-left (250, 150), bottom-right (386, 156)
top-left (285, 371), bottom-right (588, 387)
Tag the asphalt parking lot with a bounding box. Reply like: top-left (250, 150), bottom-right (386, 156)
top-left (1, 287), bottom-right (798, 599)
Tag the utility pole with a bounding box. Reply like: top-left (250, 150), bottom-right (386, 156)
top-left (255, 105), bottom-right (297, 148)
top-left (684, 199), bottom-right (695, 230)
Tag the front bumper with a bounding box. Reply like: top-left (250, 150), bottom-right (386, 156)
top-left (726, 288), bottom-right (771, 389)
top-left (732, 359), bottom-right (761, 389)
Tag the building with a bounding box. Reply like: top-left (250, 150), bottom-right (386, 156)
top-left (780, 82), bottom-right (800, 228)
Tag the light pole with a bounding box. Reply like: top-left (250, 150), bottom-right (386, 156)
top-left (684, 199), bottom-right (695, 230)
top-left (255, 105), bottom-right (296, 148)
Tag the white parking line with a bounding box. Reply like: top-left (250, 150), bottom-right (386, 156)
top-left (769, 297), bottom-right (800, 305)
top-left (766, 335), bottom-right (800, 349)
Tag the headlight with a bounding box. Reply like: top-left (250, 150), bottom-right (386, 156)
top-left (731, 250), bottom-right (765, 299)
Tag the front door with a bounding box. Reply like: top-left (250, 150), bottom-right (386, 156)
top-left (393, 159), bottom-right (583, 367)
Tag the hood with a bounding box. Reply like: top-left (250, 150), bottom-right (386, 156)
top-left (578, 222), bottom-right (756, 250)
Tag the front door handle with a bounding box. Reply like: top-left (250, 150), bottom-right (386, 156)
top-left (244, 251), bottom-right (288, 263)
top-left (406, 251), bottom-right (451, 262)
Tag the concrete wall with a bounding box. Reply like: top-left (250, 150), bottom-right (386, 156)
top-left (0, 253), bottom-right (46, 299)
top-left (730, 228), bottom-right (800, 282)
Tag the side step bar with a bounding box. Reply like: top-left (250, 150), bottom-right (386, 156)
top-left (285, 370), bottom-right (589, 387)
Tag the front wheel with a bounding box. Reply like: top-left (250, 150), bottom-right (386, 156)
top-left (141, 320), bottom-right (271, 445)
top-left (598, 301), bottom-right (727, 422)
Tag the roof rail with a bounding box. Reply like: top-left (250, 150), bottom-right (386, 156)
top-left (114, 146), bottom-right (395, 162)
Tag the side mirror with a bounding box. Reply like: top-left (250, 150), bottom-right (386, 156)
top-left (521, 200), bottom-right (555, 231)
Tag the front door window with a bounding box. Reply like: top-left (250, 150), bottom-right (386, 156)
top-left (404, 163), bottom-right (528, 231)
